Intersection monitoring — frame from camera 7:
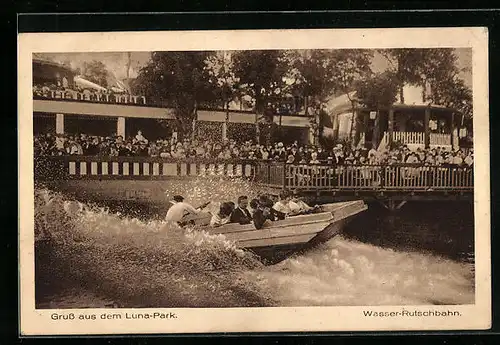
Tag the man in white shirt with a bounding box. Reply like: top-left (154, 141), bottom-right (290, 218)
top-left (135, 130), bottom-right (148, 144)
top-left (165, 195), bottom-right (201, 224)
top-left (273, 189), bottom-right (304, 219)
top-left (464, 153), bottom-right (473, 167)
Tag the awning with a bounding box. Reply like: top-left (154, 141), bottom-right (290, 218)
top-left (74, 76), bottom-right (107, 91)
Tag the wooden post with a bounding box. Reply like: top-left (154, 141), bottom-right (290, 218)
top-left (373, 109), bottom-right (380, 149)
top-left (450, 112), bottom-right (455, 149)
top-left (363, 111), bottom-right (369, 147)
top-left (332, 113), bottom-right (339, 142)
top-left (424, 107), bottom-right (430, 149)
top-left (223, 103), bottom-right (229, 141)
top-left (56, 113), bottom-right (64, 134)
top-left (255, 113), bottom-right (260, 144)
top-left (388, 108), bottom-right (394, 148)
top-left (282, 162), bottom-right (287, 189)
top-left (117, 117), bottom-right (126, 138)
top-left (222, 122), bottom-right (228, 141)
top-left (308, 124), bottom-right (315, 145)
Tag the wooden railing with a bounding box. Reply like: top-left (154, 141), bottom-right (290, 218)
top-left (394, 131), bottom-right (425, 145)
top-left (383, 131), bottom-right (425, 146)
top-left (255, 163), bottom-right (474, 191)
top-left (35, 156), bottom-right (473, 192)
top-left (33, 90), bottom-right (147, 105)
top-left (429, 133), bottom-right (451, 146)
top-left (35, 156), bottom-right (255, 180)
top-left (380, 131), bottom-right (452, 149)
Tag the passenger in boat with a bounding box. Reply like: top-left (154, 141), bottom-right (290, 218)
top-left (230, 196), bottom-right (252, 225)
top-left (272, 189), bottom-right (297, 220)
top-left (290, 191), bottom-right (322, 215)
top-left (249, 198), bottom-right (259, 215)
top-left (210, 202), bottom-right (234, 227)
top-left (252, 195), bottom-right (278, 230)
top-left (165, 195), bottom-right (201, 225)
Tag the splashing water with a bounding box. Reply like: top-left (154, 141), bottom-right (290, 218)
top-left (35, 188), bottom-right (275, 308)
top-left (34, 177), bottom-right (474, 308)
top-left (247, 237), bottom-right (474, 306)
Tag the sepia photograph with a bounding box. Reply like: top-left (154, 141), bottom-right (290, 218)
top-left (18, 28), bottom-right (490, 334)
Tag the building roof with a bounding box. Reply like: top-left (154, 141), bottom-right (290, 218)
top-left (33, 58), bottom-right (75, 74)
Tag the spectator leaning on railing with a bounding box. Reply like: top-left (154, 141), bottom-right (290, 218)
top-left (33, 131), bottom-right (474, 168)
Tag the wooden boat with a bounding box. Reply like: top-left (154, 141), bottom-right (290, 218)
top-left (182, 200), bottom-right (368, 264)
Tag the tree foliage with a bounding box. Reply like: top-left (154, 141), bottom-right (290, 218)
top-left (329, 50), bottom-right (374, 95)
top-left (134, 51), bottom-right (218, 136)
top-left (327, 50), bottom-right (374, 143)
top-left (281, 50), bottom-right (336, 111)
top-left (379, 49), bottom-right (459, 101)
top-left (430, 76), bottom-right (473, 119)
top-left (131, 48), bottom-right (472, 138)
top-left (355, 72), bottom-right (399, 109)
top-left (232, 50), bottom-right (288, 114)
top-left (283, 49), bottom-right (373, 110)
top-left (204, 51), bottom-right (241, 111)
top-left (379, 48), bottom-right (472, 118)
top-left (81, 60), bottom-right (109, 88)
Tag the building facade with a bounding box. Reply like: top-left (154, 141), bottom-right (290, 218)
top-left (327, 85), bottom-right (467, 151)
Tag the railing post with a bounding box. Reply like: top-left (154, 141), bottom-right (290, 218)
top-left (56, 113), bottom-right (65, 134)
top-left (380, 165), bottom-right (385, 189)
top-left (388, 108), bottom-right (394, 148)
top-left (424, 107), bottom-right (430, 149)
top-left (282, 162), bottom-right (287, 189)
top-left (451, 112), bottom-right (456, 150)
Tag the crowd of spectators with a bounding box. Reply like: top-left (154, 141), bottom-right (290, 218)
top-left (34, 130), bottom-right (474, 168)
top-left (33, 83), bottom-right (146, 105)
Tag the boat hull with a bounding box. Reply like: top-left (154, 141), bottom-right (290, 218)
top-left (246, 216), bottom-right (351, 264)
top-left (191, 200), bottom-right (367, 264)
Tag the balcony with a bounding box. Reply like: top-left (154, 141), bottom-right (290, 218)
top-left (34, 90), bottom-right (147, 105)
top-left (380, 131), bottom-right (452, 150)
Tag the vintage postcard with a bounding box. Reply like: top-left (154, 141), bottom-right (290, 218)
top-left (18, 27), bottom-right (490, 335)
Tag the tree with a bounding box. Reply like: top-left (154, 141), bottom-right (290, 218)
top-left (232, 50), bottom-right (289, 113)
top-left (281, 49), bottom-right (373, 145)
top-left (204, 51), bottom-right (241, 138)
top-left (354, 72), bottom-right (399, 149)
top-left (378, 48), bottom-right (461, 104)
top-left (430, 76), bottom-right (472, 120)
top-left (81, 60), bottom-right (109, 88)
top-left (379, 48), bottom-right (472, 120)
top-left (418, 50), bottom-right (472, 120)
top-left (232, 50), bottom-right (288, 143)
top-left (329, 50), bottom-right (374, 145)
top-left (355, 72), bottom-right (399, 109)
top-left (134, 51), bottom-right (217, 138)
top-left (282, 50), bottom-right (338, 113)
top-left (126, 52), bottom-right (132, 79)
